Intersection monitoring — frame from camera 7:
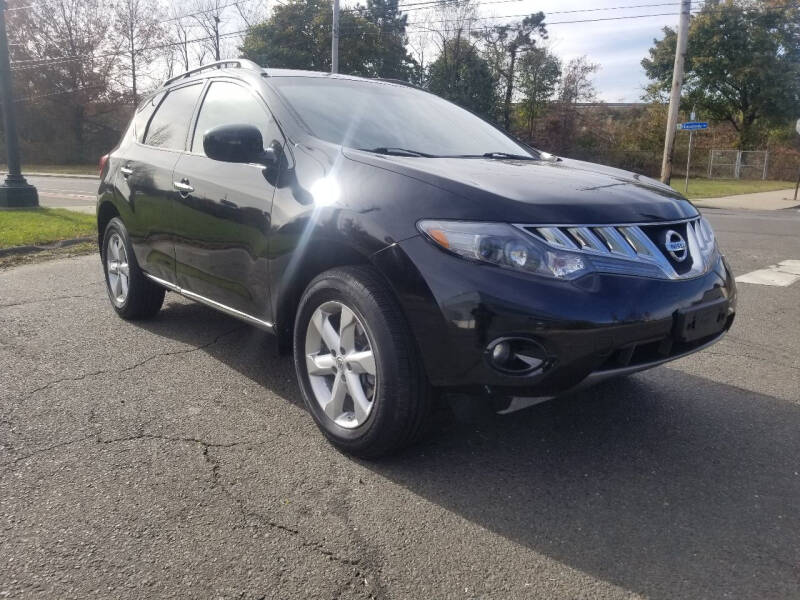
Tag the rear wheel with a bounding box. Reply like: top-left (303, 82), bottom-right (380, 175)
top-left (102, 217), bottom-right (165, 319)
top-left (293, 266), bottom-right (431, 458)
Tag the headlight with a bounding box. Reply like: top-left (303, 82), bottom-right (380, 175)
top-left (695, 216), bottom-right (718, 261)
top-left (418, 220), bottom-right (588, 279)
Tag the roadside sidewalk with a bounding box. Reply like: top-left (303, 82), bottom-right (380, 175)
top-left (693, 188), bottom-right (798, 210)
top-left (0, 171), bottom-right (98, 180)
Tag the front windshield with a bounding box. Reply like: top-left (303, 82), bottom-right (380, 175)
top-left (269, 76), bottom-right (536, 158)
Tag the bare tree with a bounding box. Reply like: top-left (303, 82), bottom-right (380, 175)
top-left (555, 55), bottom-right (599, 152)
top-left (8, 0), bottom-right (121, 150)
top-left (189, 0), bottom-right (229, 61)
top-left (113, 0), bottom-right (168, 104)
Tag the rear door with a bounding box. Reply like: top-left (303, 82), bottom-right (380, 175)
top-left (171, 79), bottom-right (285, 320)
top-left (116, 82), bottom-right (204, 283)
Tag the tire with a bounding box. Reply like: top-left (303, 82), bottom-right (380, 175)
top-left (293, 266), bottom-right (431, 458)
top-left (101, 217), bottom-right (165, 320)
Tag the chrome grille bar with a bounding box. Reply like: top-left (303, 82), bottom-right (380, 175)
top-left (515, 217), bottom-right (715, 280)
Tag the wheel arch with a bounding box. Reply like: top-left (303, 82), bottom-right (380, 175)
top-left (97, 200), bottom-right (120, 248)
top-left (273, 238), bottom-right (386, 354)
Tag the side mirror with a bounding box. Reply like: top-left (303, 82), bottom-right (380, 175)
top-left (203, 124), bottom-right (276, 166)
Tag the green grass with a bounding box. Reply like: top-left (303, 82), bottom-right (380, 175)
top-left (0, 208), bottom-right (95, 249)
top-left (671, 178), bottom-right (795, 199)
top-left (1, 164), bottom-right (97, 176)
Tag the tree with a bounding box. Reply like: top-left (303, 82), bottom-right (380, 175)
top-left (642, 0), bottom-right (800, 148)
top-left (553, 56), bottom-right (598, 152)
top-left (478, 13), bottom-right (546, 130)
top-left (364, 0), bottom-right (416, 80)
top-left (427, 37), bottom-right (496, 118)
top-left (517, 47), bottom-right (560, 140)
top-left (8, 0), bottom-right (121, 160)
top-left (239, 0), bottom-right (381, 76)
top-left (411, 0), bottom-right (477, 88)
top-left (113, 0), bottom-right (167, 104)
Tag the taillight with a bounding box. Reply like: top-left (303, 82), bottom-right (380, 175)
top-left (98, 154), bottom-right (109, 175)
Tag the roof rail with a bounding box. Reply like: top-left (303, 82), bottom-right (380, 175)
top-left (377, 77), bottom-right (423, 90)
top-left (162, 58), bottom-right (264, 88)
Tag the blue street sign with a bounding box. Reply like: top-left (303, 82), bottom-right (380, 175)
top-left (678, 121), bottom-right (708, 131)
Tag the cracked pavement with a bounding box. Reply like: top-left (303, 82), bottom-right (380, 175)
top-left (1, 208), bottom-right (799, 599)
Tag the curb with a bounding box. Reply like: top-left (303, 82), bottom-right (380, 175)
top-left (1, 171), bottom-right (99, 180)
top-left (0, 236), bottom-right (95, 258)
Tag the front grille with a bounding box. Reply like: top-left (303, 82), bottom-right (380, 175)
top-left (516, 217), bottom-right (716, 280)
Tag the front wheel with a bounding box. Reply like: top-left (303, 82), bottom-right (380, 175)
top-left (293, 266), bottom-right (431, 458)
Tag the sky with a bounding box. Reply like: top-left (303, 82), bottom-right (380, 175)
top-left (520, 0), bottom-right (682, 102)
top-left (383, 0), bottom-right (686, 102)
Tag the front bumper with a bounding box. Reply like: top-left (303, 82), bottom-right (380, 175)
top-left (372, 235), bottom-right (736, 396)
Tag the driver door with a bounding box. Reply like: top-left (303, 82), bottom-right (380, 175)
top-left (171, 79), bottom-right (286, 321)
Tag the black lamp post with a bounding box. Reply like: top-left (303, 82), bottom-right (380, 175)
top-left (0, 0), bottom-right (37, 208)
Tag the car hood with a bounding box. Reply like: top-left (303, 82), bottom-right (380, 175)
top-left (342, 150), bottom-right (698, 224)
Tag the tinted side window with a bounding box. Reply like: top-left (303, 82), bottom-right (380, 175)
top-left (191, 81), bottom-right (278, 154)
top-left (144, 84), bottom-right (203, 150)
top-left (133, 92), bottom-right (164, 142)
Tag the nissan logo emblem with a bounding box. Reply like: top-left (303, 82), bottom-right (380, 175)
top-left (664, 230), bottom-right (688, 262)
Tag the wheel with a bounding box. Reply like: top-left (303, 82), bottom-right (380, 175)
top-left (101, 217), bottom-right (165, 320)
top-left (293, 266), bottom-right (431, 458)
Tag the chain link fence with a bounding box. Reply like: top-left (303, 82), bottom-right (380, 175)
top-left (708, 149), bottom-right (768, 180)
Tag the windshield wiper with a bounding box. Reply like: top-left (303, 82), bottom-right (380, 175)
top-left (480, 152), bottom-right (537, 160)
top-left (360, 147), bottom-right (436, 157)
top-left (445, 151), bottom-right (538, 160)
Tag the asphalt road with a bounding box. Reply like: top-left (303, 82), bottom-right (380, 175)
top-left (1, 208), bottom-right (799, 599)
top-left (28, 175), bottom-right (98, 213)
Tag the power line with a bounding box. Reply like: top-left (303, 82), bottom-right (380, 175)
top-left (10, 28), bottom-right (250, 70)
top-left (340, 0), bottom-right (794, 33)
top-left (337, 8), bottom-right (703, 33)
top-left (343, 0), bottom-right (694, 15)
top-left (163, 0), bottom-right (255, 22)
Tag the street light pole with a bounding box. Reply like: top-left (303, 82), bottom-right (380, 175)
top-left (331, 0), bottom-right (339, 73)
top-left (0, 0), bottom-right (37, 207)
top-left (660, 0), bottom-right (691, 185)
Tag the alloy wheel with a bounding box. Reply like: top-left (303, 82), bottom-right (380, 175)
top-left (304, 300), bottom-right (377, 429)
top-left (106, 232), bottom-right (130, 306)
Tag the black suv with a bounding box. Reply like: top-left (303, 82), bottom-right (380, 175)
top-left (97, 59), bottom-right (736, 457)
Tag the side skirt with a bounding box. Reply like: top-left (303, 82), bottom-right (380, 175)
top-left (144, 272), bottom-right (275, 333)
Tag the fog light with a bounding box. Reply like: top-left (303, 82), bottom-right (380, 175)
top-left (486, 337), bottom-right (549, 375)
top-left (492, 341), bottom-right (511, 363)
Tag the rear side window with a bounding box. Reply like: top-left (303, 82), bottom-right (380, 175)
top-left (191, 81), bottom-right (278, 154)
top-left (133, 92), bottom-right (164, 142)
top-left (144, 84), bottom-right (203, 150)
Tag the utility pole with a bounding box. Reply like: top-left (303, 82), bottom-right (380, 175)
top-left (213, 15), bottom-right (221, 61)
top-left (0, 0), bottom-right (36, 207)
top-left (331, 0), bottom-right (339, 73)
top-left (660, 0), bottom-right (691, 185)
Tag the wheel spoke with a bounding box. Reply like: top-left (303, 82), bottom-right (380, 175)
top-left (118, 262), bottom-right (129, 277)
top-left (345, 372), bottom-right (372, 423)
top-left (347, 350), bottom-right (375, 375)
top-left (339, 306), bottom-right (357, 353)
top-left (111, 237), bottom-right (120, 261)
top-left (323, 373), bottom-right (347, 420)
top-left (119, 273), bottom-right (129, 297)
top-left (306, 352), bottom-right (336, 376)
top-left (311, 310), bottom-right (340, 353)
top-left (113, 272), bottom-right (123, 298)
top-left (108, 261), bottom-right (118, 275)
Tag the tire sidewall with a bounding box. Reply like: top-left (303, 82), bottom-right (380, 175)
top-left (294, 272), bottom-right (407, 450)
top-left (102, 217), bottom-right (134, 315)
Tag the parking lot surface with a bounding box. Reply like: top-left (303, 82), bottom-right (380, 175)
top-left (1, 208), bottom-right (799, 599)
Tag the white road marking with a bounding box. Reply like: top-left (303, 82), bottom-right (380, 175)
top-left (736, 260), bottom-right (800, 286)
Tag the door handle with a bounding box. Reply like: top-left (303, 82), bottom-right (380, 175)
top-left (120, 165), bottom-right (133, 177)
top-left (173, 180), bottom-right (194, 196)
